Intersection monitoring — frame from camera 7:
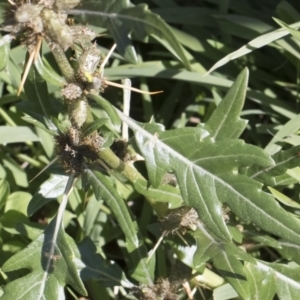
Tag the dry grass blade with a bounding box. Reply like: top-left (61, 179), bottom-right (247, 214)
top-left (147, 231), bottom-right (166, 263)
top-left (100, 44), bottom-right (163, 95)
top-left (17, 37), bottom-right (43, 96)
top-left (29, 157), bottom-right (59, 183)
top-left (105, 80), bottom-right (163, 94)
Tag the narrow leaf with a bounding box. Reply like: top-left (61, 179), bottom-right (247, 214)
top-left (34, 55), bottom-right (65, 87)
top-left (260, 262), bottom-right (300, 299)
top-left (268, 186), bottom-right (300, 209)
top-left (205, 68), bottom-right (248, 140)
top-left (83, 168), bottom-right (154, 284)
top-left (0, 179), bottom-right (10, 209)
top-left (88, 93), bottom-right (121, 127)
top-left (133, 178), bottom-right (183, 208)
top-left (28, 175), bottom-right (69, 216)
top-left (0, 126), bottom-right (39, 143)
top-left (78, 237), bottom-right (133, 288)
top-left (82, 118), bottom-right (108, 137)
top-left (273, 18), bottom-right (300, 41)
top-left (72, 1), bottom-right (191, 69)
top-left (244, 262), bottom-right (276, 300)
top-left (1, 217), bottom-right (87, 299)
top-left (206, 21), bottom-right (300, 75)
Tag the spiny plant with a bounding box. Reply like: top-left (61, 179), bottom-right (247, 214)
top-left (1, 0), bottom-right (300, 299)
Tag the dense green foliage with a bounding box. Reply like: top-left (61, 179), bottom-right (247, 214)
top-left (1, 0), bottom-right (300, 299)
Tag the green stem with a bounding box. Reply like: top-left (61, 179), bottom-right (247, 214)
top-left (16, 153), bottom-right (43, 168)
top-left (0, 107), bottom-right (16, 126)
top-left (98, 147), bottom-right (168, 217)
top-left (48, 42), bottom-right (75, 82)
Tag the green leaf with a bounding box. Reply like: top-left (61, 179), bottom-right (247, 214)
top-left (34, 54), bottom-right (65, 87)
top-left (268, 186), bottom-right (300, 209)
top-left (205, 20), bottom-right (300, 75)
top-left (277, 240), bottom-right (300, 264)
top-left (193, 229), bottom-right (254, 299)
top-left (78, 237), bottom-right (133, 288)
top-left (1, 192), bottom-right (31, 234)
top-left (21, 115), bottom-right (58, 136)
top-left (249, 145), bottom-right (300, 186)
top-left (24, 61), bottom-right (58, 119)
top-left (17, 102), bottom-right (59, 133)
top-left (0, 179), bottom-right (10, 209)
top-left (0, 155), bottom-right (28, 187)
top-left (74, 0), bottom-right (191, 69)
top-left (243, 231), bottom-right (281, 249)
top-left (205, 68), bottom-right (248, 140)
top-left (152, 7), bottom-right (214, 26)
top-left (28, 175), bottom-right (69, 216)
top-left (88, 93), bottom-right (121, 127)
top-left (117, 85), bottom-right (300, 248)
top-left (82, 118), bottom-right (109, 137)
top-left (276, 1), bottom-right (300, 23)
top-left (213, 283), bottom-right (239, 300)
top-left (0, 36), bottom-right (9, 71)
top-left (133, 178), bottom-right (183, 208)
top-left (273, 18), bottom-right (300, 41)
top-left (0, 126), bottom-right (39, 143)
top-left (213, 252), bottom-right (249, 299)
top-left (130, 121), bottom-right (276, 241)
top-left (16, 222), bottom-right (45, 241)
top-left (1, 217), bottom-right (87, 299)
top-left (262, 262), bottom-right (300, 298)
top-left (83, 169), bottom-right (154, 284)
top-left (265, 115), bottom-right (300, 155)
top-left (244, 262), bottom-right (276, 300)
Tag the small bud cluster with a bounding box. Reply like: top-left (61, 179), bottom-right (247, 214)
top-left (160, 206), bottom-right (199, 235)
top-left (1, 0), bottom-right (78, 50)
top-left (0, 0), bottom-right (123, 175)
top-left (110, 138), bottom-right (133, 162)
top-left (132, 278), bottom-right (178, 300)
top-left (55, 127), bottom-right (103, 175)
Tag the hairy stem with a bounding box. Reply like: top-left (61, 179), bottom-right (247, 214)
top-left (48, 42), bottom-right (75, 82)
top-left (98, 147), bottom-right (168, 217)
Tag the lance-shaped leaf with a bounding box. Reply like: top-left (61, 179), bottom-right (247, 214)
top-left (204, 68), bottom-right (248, 140)
top-left (72, 0), bottom-right (190, 69)
top-left (0, 35), bottom-right (9, 71)
top-left (1, 217), bottom-right (87, 300)
top-left (118, 78), bottom-right (300, 245)
top-left (243, 262), bottom-right (276, 300)
top-left (81, 118), bottom-right (109, 137)
top-left (205, 20), bottom-right (300, 75)
top-left (77, 237), bottom-right (133, 288)
top-left (27, 175), bottom-right (69, 216)
top-left (0, 179), bottom-right (10, 209)
top-left (133, 178), bottom-right (183, 209)
top-left (277, 240), bottom-right (300, 265)
top-left (0, 126), bottom-right (39, 144)
top-left (274, 18), bottom-right (300, 41)
top-left (258, 261), bottom-right (300, 299)
top-left (82, 168), bottom-right (154, 284)
top-left (248, 144), bottom-right (300, 186)
top-left (130, 120), bottom-right (280, 241)
top-left (88, 94), bottom-right (121, 127)
top-left (193, 229), bottom-right (254, 299)
top-left (34, 55), bottom-right (65, 88)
